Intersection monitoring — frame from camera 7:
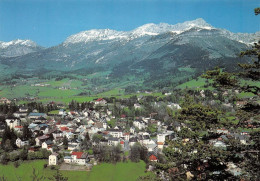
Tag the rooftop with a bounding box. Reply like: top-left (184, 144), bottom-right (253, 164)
top-left (72, 152), bottom-right (84, 159)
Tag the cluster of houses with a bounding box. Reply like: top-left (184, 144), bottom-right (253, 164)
top-left (0, 98), bottom-right (182, 166)
top-left (0, 95), bottom-right (257, 175)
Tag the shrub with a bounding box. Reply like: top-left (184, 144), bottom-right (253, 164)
top-left (0, 153), bottom-right (9, 165)
top-left (14, 160), bottom-right (20, 168)
top-left (50, 165), bottom-right (56, 170)
top-left (9, 152), bottom-right (19, 162)
top-left (43, 163), bottom-right (48, 168)
top-left (28, 152), bottom-right (36, 160)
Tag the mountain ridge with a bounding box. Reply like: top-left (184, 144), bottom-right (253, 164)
top-left (0, 39), bottom-right (43, 58)
top-left (63, 18), bottom-right (217, 45)
top-left (0, 18), bottom-right (258, 90)
top-left (1, 18), bottom-right (259, 48)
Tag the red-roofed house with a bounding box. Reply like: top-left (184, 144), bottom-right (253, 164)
top-left (64, 152), bottom-right (88, 165)
top-left (60, 127), bottom-right (69, 132)
top-left (14, 125), bottom-right (23, 132)
top-left (123, 132), bottom-right (130, 141)
top-left (121, 114), bottom-right (126, 119)
top-left (120, 140), bottom-right (125, 148)
top-left (72, 152), bottom-right (83, 159)
top-left (96, 98), bottom-right (103, 102)
top-left (95, 98), bottom-right (107, 105)
top-left (149, 154), bottom-right (158, 162)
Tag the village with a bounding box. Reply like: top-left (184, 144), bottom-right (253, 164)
top-left (1, 97), bottom-right (176, 168)
top-left (0, 84), bottom-right (258, 180)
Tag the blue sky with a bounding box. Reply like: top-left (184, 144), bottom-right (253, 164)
top-left (0, 0), bottom-right (259, 47)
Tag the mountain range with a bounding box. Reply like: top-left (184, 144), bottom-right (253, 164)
top-left (0, 18), bottom-right (259, 90)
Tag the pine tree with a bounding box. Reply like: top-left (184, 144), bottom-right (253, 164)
top-left (22, 125), bottom-right (31, 139)
top-left (62, 136), bottom-right (68, 150)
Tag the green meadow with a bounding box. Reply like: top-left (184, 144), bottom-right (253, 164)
top-left (0, 160), bottom-right (151, 181)
top-left (1, 74), bottom-right (258, 104)
top-left (176, 77), bottom-right (209, 89)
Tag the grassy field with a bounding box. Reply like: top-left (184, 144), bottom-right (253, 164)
top-left (68, 161), bottom-right (151, 181)
top-left (33, 92), bottom-right (164, 104)
top-left (0, 75), bottom-right (165, 104)
top-left (176, 77), bottom-right (209, 89)
top-left (48, 110), bottom-right (59, 114)
top-left (237, 91), bottom-right (255, 98)
top-left (0, 160), bottom-right (151, 181)
top-left (96, 88), bottom-right (124, 97)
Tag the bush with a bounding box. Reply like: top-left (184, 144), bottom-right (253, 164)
top-left (43, 163), bottom-right (48, 169)
top-left (9, 152), bottom-right (19, 162)
top-left (19, 149), bottom-right (28, 160)
top-left (50, 165), bottom-right (56, 170)
top-left (28, 152), bottom-right (36, 160)
top-left (14, 160), bottom-right (20, 168)
top-left (0, 153), bottom-right (9, 165)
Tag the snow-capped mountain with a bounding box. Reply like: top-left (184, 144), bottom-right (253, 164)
top-left (0, 39), bottom-right (43, 57)
top-left (64, 18), bottom-right (216, 44)
top-left (63, 18), bottom-right (258, 48)
top-left (0, 18), bottom-right (258, 85)
top-left (132, 18), bottom-right (214, 36)
top-left (64, 29), bottom-right (129, 44)
top-left (0, 39), bottom-right (38, 48)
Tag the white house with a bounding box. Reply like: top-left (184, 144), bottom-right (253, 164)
top-left (130, 127), bottom-right (135, 134)
top-left (58, 109), bottom-right (65, 115)
top-left (68, 142), bottom-right (80, 151)
top-left (134, 103), bottom-right (141, 109)
top-left (35, 135), bottom-right (50, 146)
top-left (49, 152), bottom-right (59, 166)
top-left (103, 122), bottom-right (108, 130)
top-left (42, 140), bottom-right (53, 151)
top-left (133, 120), bottom-right (147, 130)
top-left (64, 132), bottom-right (74, 140)
top-left (108, 128), bottom-right (123, 138)
top-left (28, 113), bottom-right (47, 119)
top-left (95, 98), bottom-right (107, 105)
top-left (146, 140), bottom-right (158, 153)
top-left (213, 140), bottom-right (227, 148)
top-left (28, 123), bottom-right (40, 131)
top-left (129, 137), bottom-right (138, 147)
top-left (19, 107), bottom-right (28, 113)
top-left (139, 132), bottom-right (150, 145)
top-left (13, 112), bottom-right (27, 118)
top-left (167, 103), bottom-right (181, 110)
top-left (64, 152), bottom-right (88, 165)
top-left (16, 138), bottom-right (29, 148)
top-left (157, 134), bottom-right (166, 143)
top-left (52, 130), bottom-right (63, 139)
top-left (157, 132), bottom-right (175, 150)
top-left (5, 117), bottom-right (21, 129)
top-left (216, 128), bottom-right (229, 134)
top-left (157, 142), bottom-right (164, 150)
top-left (107, 110), bottom-right (112, 115)
top-left (108, 137), bottom-right (119, 146)
top-left (123, 132), bottom-right (130, 141)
